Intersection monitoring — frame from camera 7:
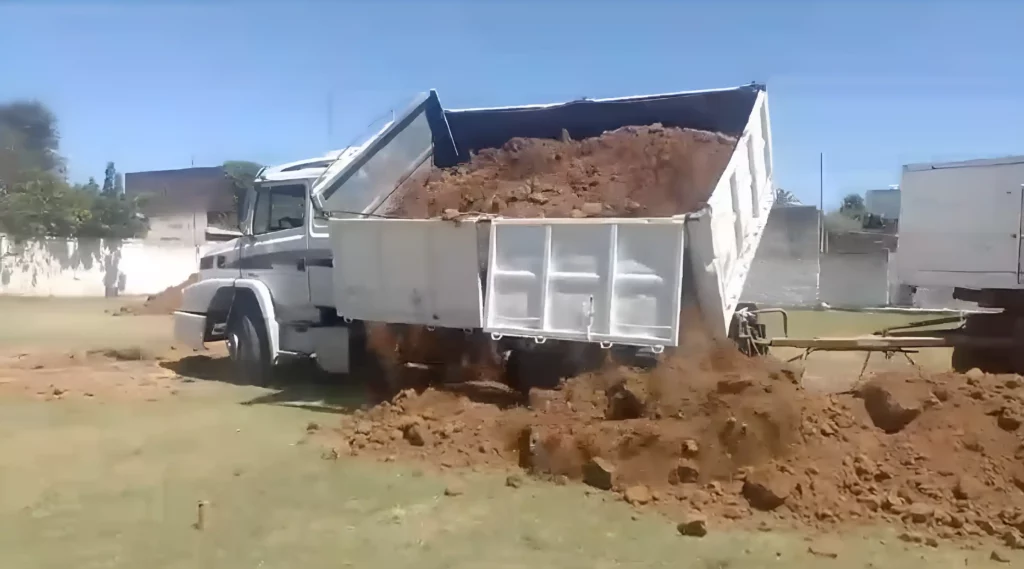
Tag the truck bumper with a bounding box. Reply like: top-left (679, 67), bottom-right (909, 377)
top-left (173, 311), bottom-right (207, 351)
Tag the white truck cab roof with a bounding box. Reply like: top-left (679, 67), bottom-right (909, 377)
top-left (256, 147), bottom-right (364, 184)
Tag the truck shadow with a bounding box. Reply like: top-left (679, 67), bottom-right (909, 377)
top-left (160, 355), bottom-right (368, 415)
top-left (159, 354), bottom-right (526, 414)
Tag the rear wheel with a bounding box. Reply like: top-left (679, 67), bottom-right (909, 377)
top-left (226, 306), bottom-right (272, 386)
top-left (951, 313), bottom-right (1015, 374)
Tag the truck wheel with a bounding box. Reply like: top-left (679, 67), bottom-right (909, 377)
top-left (226, 307), bottom-right (272, 386)
top-left (952, 313), bottom-right (1014, 374)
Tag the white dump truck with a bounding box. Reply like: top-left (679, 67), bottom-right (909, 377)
top-left (173, 83), bottom-right (776, 388)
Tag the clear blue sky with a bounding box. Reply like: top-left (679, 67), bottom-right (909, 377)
top-left (1, 0), bottom-right (1020, 207)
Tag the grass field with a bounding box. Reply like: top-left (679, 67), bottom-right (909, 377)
top-left (0, 297), bottom-right (1010, 568)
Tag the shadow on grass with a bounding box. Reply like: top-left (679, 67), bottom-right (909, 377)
top-left (160, 354), bottom-right (531, 414)
top-left (159, 355), bottom-right (368, 415)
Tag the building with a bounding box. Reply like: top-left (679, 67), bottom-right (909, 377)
top-left (124, 167), bottom-right (237, 245)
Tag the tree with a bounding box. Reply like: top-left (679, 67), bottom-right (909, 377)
top-left (839, 193), bottom-right (866, 218)
top-left (78, 193), bottom-right (148, 240)
top-left (102, 161), bottom-right (117, 196)
top-left (0, 100), bottom-right (62, 176)
top-left (773, 188), bottom-right (800, 207)
top-left (0, 172), bottom-right (92, 238)
top-left (82, 177), bottom-right (100, 194)
top-left (0, 99), bottom-right (147, 241)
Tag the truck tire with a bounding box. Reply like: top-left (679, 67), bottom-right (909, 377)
top-left (951, 313), bottom-right (1013, 374)
top-left (226, 306), bottom-right (273, 386)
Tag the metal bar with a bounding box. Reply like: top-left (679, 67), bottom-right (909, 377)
top-left (769, 335), bottom-right (1015, 351)
top-left (751, 307), bottom-right (789, 337)
top-left (875, 315), bottom-right (964, 336)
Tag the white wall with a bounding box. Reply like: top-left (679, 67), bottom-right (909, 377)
top-left (742, 205), bottom-right (820, 307)
top-left (819, 252), bottom-right (890, 307)
top-left (0, 234), bottom-right (200, 297)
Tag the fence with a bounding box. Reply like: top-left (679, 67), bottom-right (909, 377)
top-left (0, 234), bottom-right (200, 297)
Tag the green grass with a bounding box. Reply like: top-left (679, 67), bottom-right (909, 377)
top-left (0, 296), bottom-right (170, 351)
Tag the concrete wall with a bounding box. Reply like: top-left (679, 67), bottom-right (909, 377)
top-left (0, 234), bottom-right (200, 297)
top-left (742, 205), bottom-right (820, 307)
top-left (819, 251), bottom-right (890, 307)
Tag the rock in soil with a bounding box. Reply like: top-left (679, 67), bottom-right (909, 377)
top-left (404, 423), bottom-right (430, 447)
top-left (506, 474), bottom-right (524, 489)
top-left (742, 467), bottom-right (793, 511)
top-left (677, 513), bottom-right (708, 537)
top-left (583, 457), bottom-right (616, 491)
top-left (953, 474), bottom-right (984, 501)
top-left (623, 485), bottom-right (652, 506)
top-left (858, 377), bottom-right (927, 433)
top-left (991, 550), bottom-right (1011, 563)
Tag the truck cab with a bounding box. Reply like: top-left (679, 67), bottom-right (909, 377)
top-left (173, 148), bottom-right (371, 384)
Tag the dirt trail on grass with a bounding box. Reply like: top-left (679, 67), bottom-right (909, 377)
top-left (337, 322), bottom-right (1024, 551)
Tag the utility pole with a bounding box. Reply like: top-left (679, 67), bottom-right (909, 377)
top-left (819, 152), bottom-right (825, 254)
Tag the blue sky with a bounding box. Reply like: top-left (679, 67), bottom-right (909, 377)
top-left (0, 0), bottom-right (1020, 208)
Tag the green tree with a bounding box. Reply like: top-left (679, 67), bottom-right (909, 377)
top-left (0, 100), bottom-right (63, 177)
top-left (82, 176), bottom-right (100, 193)
top-left (102, 161), bottom-right (117, 195)
top-left (0, 100), bottom-right (147, 241)
top-left (773, 188), bottom-right (800, 207)
top-left (839, 193), bottom-right (866, 218)
top-left (0, 172), bottom-right (92, 238)
top-left (78, 193), bottom-right (148, 240)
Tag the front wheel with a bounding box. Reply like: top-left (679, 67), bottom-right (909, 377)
top-left (226, 308), bottom-right (273, 386)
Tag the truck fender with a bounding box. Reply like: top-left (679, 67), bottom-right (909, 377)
top-left (179, 277), bottom-right (280, 360)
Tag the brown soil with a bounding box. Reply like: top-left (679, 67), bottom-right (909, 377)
top-left (0, 348), bottom-right (188, 401)
top-left (388, 125), bottom-right (737, 219)
top-left (121, 274), bottom-right (198, 315)
top-left (335, 330), bottom-right (1024, 548)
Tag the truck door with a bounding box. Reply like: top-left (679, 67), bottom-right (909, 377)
top-left (240, 182), bottom-right (312, 322)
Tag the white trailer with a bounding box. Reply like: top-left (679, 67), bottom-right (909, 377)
top-left (173, 84), bottom-right (776, 387)
top-left (895, 155), bottom-right (1024, 372)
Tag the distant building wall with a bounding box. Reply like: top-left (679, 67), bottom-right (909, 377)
top-left (742, 205), bottom-right (820, 306)
top-left (819, 252), bottom-right (890, 307)
top-left (125, 167), bottom-right (234, 244)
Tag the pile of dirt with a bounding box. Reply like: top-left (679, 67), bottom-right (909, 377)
top-left (121, 274), bottom-right (198, 316)
top-left (333, 337), bottom-right (1024, 548)
top-left (388, 125), bottom-right (737, 219)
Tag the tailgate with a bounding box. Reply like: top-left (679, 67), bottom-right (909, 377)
top-left (328, 218), bottom-right (486, 329)
top-left (484, 218), bottom-right (686, 348)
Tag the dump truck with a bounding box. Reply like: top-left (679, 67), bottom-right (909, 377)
top-left (173, 83), bottom-right (776, 388)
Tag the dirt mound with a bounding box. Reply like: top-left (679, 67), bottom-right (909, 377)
top-left (389, 125), bottom-right (737, 219)
top-left (335, 339), bottom-right (1024, 547)
top-left (121, 274), bottom-right (198, 315)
